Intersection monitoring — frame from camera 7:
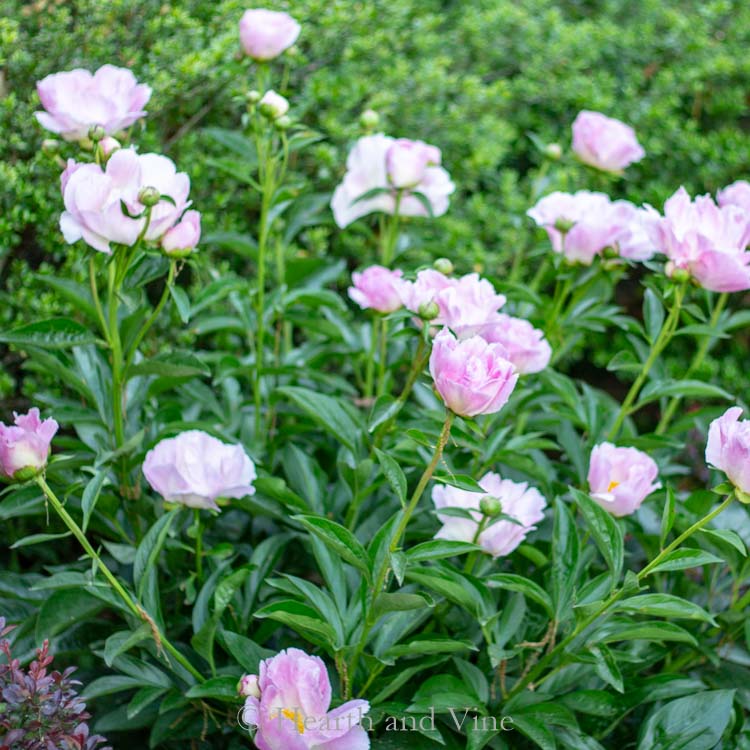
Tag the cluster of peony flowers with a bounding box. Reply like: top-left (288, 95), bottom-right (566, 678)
top-left (239, 648), bottom-right (371, 749)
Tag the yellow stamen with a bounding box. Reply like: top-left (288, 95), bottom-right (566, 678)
top-left (607, 480), bottom-right (620, 493)
top-left (280, 708), bottom-right (305, 734)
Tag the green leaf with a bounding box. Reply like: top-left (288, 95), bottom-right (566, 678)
top-left (697, 528), bottom-right (747, 556)
top-left (486, 574), bottom-right (554, 617)
top-left (134, 509), bottom-right (179, 596)
top-left (636, 379), bottom-right (733, 408)
top-left (11, 531), bottom-right (71, 548)
top-left (406, 540), bottom-right (480, 562)
top-left (659, 486), bottom-right (676, 548)
top-left (185, 676), bottom-right (239, 702)
top-left (127, 686), bottom-right (167, 719)
top-left (104, 625), bottom-right (153, 667)
top-left (36, 589), bottom-right (103, 641)
top-left (384, 636), bottom-right (477, 659)
top-left (254, 599), bottom-right (338, 645)
top-left (372, 591), bottom-right (433, 620)
top-left (643, 288), bottom-right (665, 344)
top-left (645, 548), bottom-right (724, 574)
top-left (600, 620), bottom-right (697, 646)
top-left (637, 689), bottom-right (735, 750)
top-left (128, 352), bottom-right (210, 379)
top-left (590, 645), bottom-right (624, 693)
top-left (170, 285), bottom-right (191, 323)
top-left (81, 469), bottom-right (108, 533)
top-left (571, 488), bottom-right (624, 583)
top-left (80, 675), bottom-right (145, 700)
top-left (293, 515), bottom-right (371, 580)
top-left (0, 317), bottom-right (98, 349)
top-left (218, 631), bottom-right (274, 674)
top-left (616, 594), bottom-right (716, 624)
top-left (551, 499), bottom-right (579, 622)
top-left (374, 448), bottom-right (407, 507)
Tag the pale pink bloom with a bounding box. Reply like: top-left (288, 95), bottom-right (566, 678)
top-left (259, 90), bottom-right (289, 119)
top-left (35, 65), bottom-right (151, 141)
top-left (348, 265), bottom-right (404, 313)
top-left (645, 187), bottom-right (750, 292)
top-left (479, 314), bottom-right (551, 374)
top-left (588, 442), bottom-right (661, 517)
top-left (239, 9), bottom-right (300, 60)
top-left (142, 430), bottom-right (256, 511)
top-left (240, 648), bottom-right (370, 750)
top-left (385, 139), bottom-right (441, 189)
top-left (571, 110), bottom-right (645, 173)
top-left (432, 472), bottom-right (546, 557)
top-left (706, 407), bottom-right (750, 494)
top-left (429, 328), bottom-right (517, 417)
top-left (331, 134), bottom-right (454, 228)
top-left (60, 158), bottom-right (83, 195)
top-left (717, 181), bottom-right (750, 213)
top-left (60, 148), bottom-right (191, 254)
top-left (0, 408), bottom-right (58, 479)
top-left (398, 270), bottom-right (506, 338)
top-left (527, 191), bottom-right (649, 264)
top-left (162, 210), bottom-right (201, 255)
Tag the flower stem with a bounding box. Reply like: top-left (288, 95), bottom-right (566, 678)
top-left (193, 509), bottom-right (203, 583)
top-left (608, 282), bottom-right (687, 440)
top-left (89, 257), bottom-right (109, 343)
top-left (656, 291), bottom-right (728, 435)
top-left (364, 317), bottom-right (379, 400)
top-left (508, 492), bottom-right (733, 697)
top-left (37, 476), bottom-right (205, 683)
top-left (107, 259), bottom-right (125, 452)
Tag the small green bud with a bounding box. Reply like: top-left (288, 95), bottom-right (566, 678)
top-left (246, 89), bottom-right (262, 105)
top-left (544, 143), bottom-right (563, 160)
top-left (433, 257), bottom-right (454, 275)
top-left (418, 300), bottom-right (440, 321)
top-left (554, 217), bottom-right (575, 234)
top-left (360, 109), bottom-right (379, 131)
top-left (274, 115), bottom-right (292, 131)
top-left (602, 245), bottom-right (619, 259)
top-left (670, 266), bottom-right (691, 284)
top-left (88, 124), bottom-right (106, 142)
top-left (479, 495), bottom-right (503, 518)
top-left (138, 186), bottom-right (161, 207)
top-left (736, 489), bottom-right (750, 504)
top-left (41, 139), bottom-right (60, 155)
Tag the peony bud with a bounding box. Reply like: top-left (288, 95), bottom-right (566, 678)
top-left (554, 217), bottom-right (575, 234)
top-left (418, 300), bottom-right (440, 321)
top-left (360, 108), bottom-right (379, 131)
top-left (246, 89), bottom-right (262, 105)
top-left (88, 124), bottom-right (106, 142)
top-left (41, 138), bottom-right (60, 155)
top-left (602, 245), bottom-right (619, 259)
top-left (99, 136), bottom-right (121, 157)
top-left (544, 143), bottom-right (563, 160)
top-left (161, 210), bottom-right (201, 257)
top-left (479, 495), bottom-right (503, 517)
top-left (433, 257), bottom-right (454, 275)
top-left (258, 90), bottom-right (289, 120)
top-left (138, 186), bottom-right (161, 207)
top-left (274, 115), bottom-right (292, 131)
top-left (238, 674), bottom-right (261, 699)
top-left (0, 408), bottom-right (58, 481)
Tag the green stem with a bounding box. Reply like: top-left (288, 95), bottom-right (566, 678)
top-left (463, 516), bottom-right (489, 575)
top-left (509, 492), bottom-right (733, 697)
top-left (193, 509), bottom-right (203, 583)
top-left (107, 260), bottom-right (125, 451)
top-left (656, 292), bottom-right (728, 435)
top-left (37, 476), bottom-right (205, 683)
top-left (89, 257), bottom-right (109, 343)
top-left (376, 317), bottom-right (388, 397)
top-left (364, 317), bottom-right (379, 400)
top-left (607, 283), bottom-right (687, 440)
top-left (381, 194), bottom-right (402, 266)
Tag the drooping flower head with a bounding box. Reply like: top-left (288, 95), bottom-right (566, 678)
top-left (60, 148), bottom-right (192, 254)
top-left (588, 442), bottom-right (661, 516)
top-left (348, 265), bottom-right (404, 313)
top-left (35, 65), bottom-right (151, 141)
top-left (478, 314), bottom-right (552, 374)
top-left (432, 472), bottom-right (547, 557)
top-left (239, 9), bottom-right (301, 61)
top-left (331, 134), bottom-right (454, 228)
top-left (0, 408), bottom-right (58, 481)
top-left (706, 407), bottom-right (750, 496)
top-left (240, 648), bottom-right (370, 750)
top-left (142, 430), bottom-right (256, 511)
top-left (645, 187), bottom-right (750, 292)
top-left (429, 328), bottom-right (518, 417)
top-left (161, 210), bottom-right (201, 256)
top-left (571, 110), bottom-right (645, 173)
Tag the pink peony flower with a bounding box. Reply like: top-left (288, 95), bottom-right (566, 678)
top-left (645, 187), bottom-right (750, 292)
top-left (717, 180), bottom-right (750, 213)
top-left (240, 648), bottom-right (370, 750)
top-left (429, 328), bottom-right (518, 417)
top-left (331, 134), bottom-right (454, 228)
top-left (588, 442), bottom-right (661, 517)
top-left (239, 9), bottom-right (301, 61)
top-left (161, 210), bottom-right (201, 256)
top-left (0, 408), bottom-right (58, 480)
top-left (35, 65), bottom-right (151, 141)
top-left (527, 191), bottom-right (653, 264)
top-left (432, 472), bottom-right (547, 557)
top-left (571, 110), bottom-right (645, 173)
top-left (705, 407), bottom-right (750, 495)
top-left (142, 430), bottom-right (256, 511)
top-left (398, 270), bottom-right (506, 338)
top-left (60, 148), bottom-right (191, 254)
top-left (385, 139), bottom-right (441, 189)
top-left (348, 265), bottom-right (404, 313)
top-left (478, 314), bottom-right (552, 374)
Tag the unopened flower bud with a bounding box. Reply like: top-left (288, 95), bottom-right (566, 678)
top-left (544, 143), bottom-right (563, 160)
top-left (99, 136), bottom-right (121, 157)
top-left (246, 90), bottom-right (262, 105)
top-left (274, 115), bottom-right (292, 131)
top-left (433, 258), bottom-right (454, 275)
top-left (554, 217), bottom-right (575, 234)
top-left (138, 186), bottom-right (161, 207)
top-left (41, 139), bottom-right (60, 155)
top-left (418, 300), bottom-right (440, 321)
top-left (670, 266), bottom-right (691, 284)
top-left (238, 674), bottom-right (261, 698)
top-left (480, 495), bottom-right (503, 518)
top-left (259, 90), bottom-right (289, 120)
top-left (88, 124), bottom-right (106, 143)
top-left (360, 109), bottom-right (379, 131)
top-left (602, 245), bottom-right (619, 259)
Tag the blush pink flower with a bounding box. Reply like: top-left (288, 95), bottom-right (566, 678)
top-left (348, 265), bottom-right (404, 313)
top-left (571, 110), bottom-right (645, 173)
top-left (398, 270), bottom-right (506, 338)
top-left (240, 648), bottom-right (370, 750)
top-left (331, 134), bottom-right (454, 228)
top-left (527, 191), bottom-right (651, 264)
top-left (645, 187), bottom-right (750, 292)
top-left (432, 472), bottom-right (547, 557)
top-left (478, 314), bottom-right (551, 374)
top-left (35, 65), bottom-right (151, 141)
top-left (429, 328), bottom-right (518, 417)
top-left (717, 181), bottom-right (750, 213)
top-left (161, 210), bottom-right (201, 256)
top-left (0, 408), bottom-right (58, 480)
top-left (385, 139), bottom-right (441, 189)
top-left (588, 442), bottom-right (661, 517)
top-left (60, 148), bottom-right (191, 254)
top-left (706, 407), bottom-right (750, 495)
top-left (142, 430), bottom-right (256, 511)
top-left (239, 9), bottom-right (301, 61)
